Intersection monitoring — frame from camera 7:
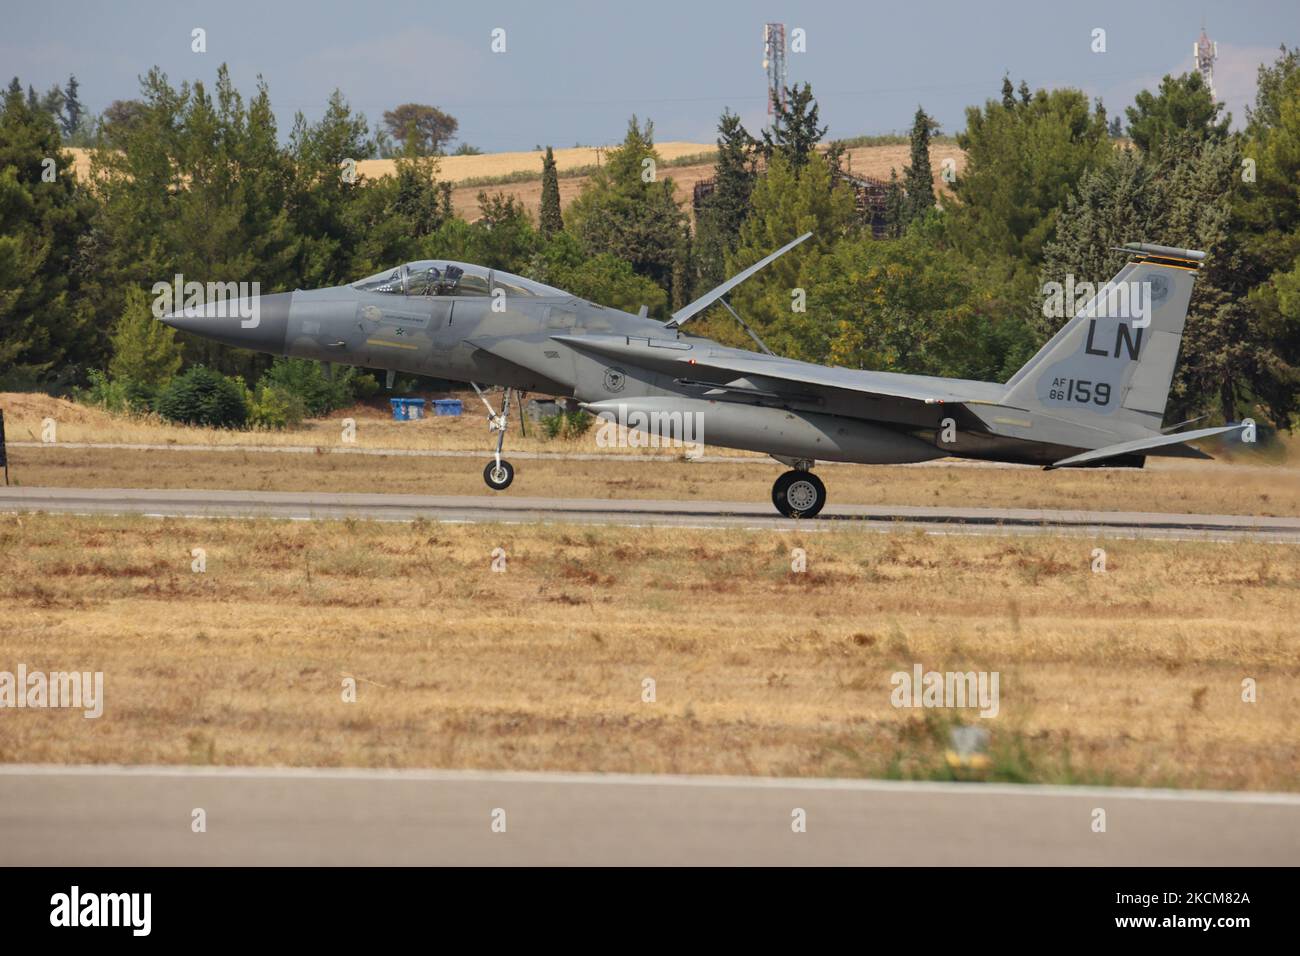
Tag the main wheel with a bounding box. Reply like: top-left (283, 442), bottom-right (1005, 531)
top-left (483, 459), bottom-right (515, 490)
top-left (772, 470), bottom-right (826, 518)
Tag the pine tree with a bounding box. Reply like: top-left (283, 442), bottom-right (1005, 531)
top-left (1231, 49), bottom-right (1300, 425)
top-left (38, 85), bottom-right (64, 123)
top-left (903, 106), bottom-right (937, 223)
top-left (286, 87), bottom-right (374, 287)
top-left (761, 83), bottom-right (827, 171)
top-left (0, 79), bottom-right (98, 386)
top-left (671, 242), bottom-right (688, 311)
top-left (565, 116), bottom-right (689, 298)
top-left (1246, 44), bottom-right (1300, 137)
top-left (1043, 140), bottom-right (1282, 424)
top-left (474, 190), bottom-right (538, 272)
top-left (108, 285), bottom-right (183, 388)
top-left (693, 109), bottom-right (757, 290)
top-left (1001, 76), bottom-right (1016, 110)
top-left (721, 152), bottom-right (855, 356)
top-left (883, 168), bottom-right (906, 239)
top-left (62, 74), bottom-right (83, 139)
top-left (951, 86), bottom-right (1111, 265)
top-left (539, 145), bottom-right (563, 237)
top-left (1124, 71), bottom-right (1230, 157)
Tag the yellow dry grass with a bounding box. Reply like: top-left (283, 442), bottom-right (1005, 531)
top-left (65, 142), bottom-right (968, 222)
top-left (65, 147), bottom-right (96, 183)
top-left (65, 143), bottom-right (712, 187)
top-left (0, 514), bottom-right (1295, 789)
top-left (355, 142), bottom-right (713, 184)
top-left (0, 390), bottom-right (686, 456)
top-left (448, 143), bottom-right (968, 222)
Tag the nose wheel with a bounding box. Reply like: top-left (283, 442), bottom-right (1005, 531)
top-left (471, 383), bottom-right (517, 492)
top-left (484, 460), bottom-right (514, 490)
top-left (772, 469), bottom-right (826, 518)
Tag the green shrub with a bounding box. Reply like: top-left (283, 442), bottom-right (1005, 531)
top-left (76, 370), bottom-right (161, 414)
top-left (155, 366), bottom-right (248, 428)
top-left (258, 358), bottom-right (356, 417)
top-left (541, 410), bottom-right (592, 440)
top-left (77, 369), bottom-right (134, 413)
top-left (351, 371), bottom-right (381, 400)
top-left (246, 385), bottom-right (307, 430)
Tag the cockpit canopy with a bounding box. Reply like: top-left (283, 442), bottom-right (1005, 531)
top-left (352, 260), bottom-right (566, 298)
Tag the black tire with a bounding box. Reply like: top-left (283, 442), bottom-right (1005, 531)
top-left (772, 470), bottom-right (826, 518)
top-left (484, 459), bottom-right (515, 491)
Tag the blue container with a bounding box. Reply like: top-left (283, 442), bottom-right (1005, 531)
top-left (433, 399), bottom-right (463, 417)
top-left (389, 398), bottom-right (427, 421)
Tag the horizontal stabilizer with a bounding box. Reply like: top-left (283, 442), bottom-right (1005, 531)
top-left (1046, 424), bottom-right (1245, 469)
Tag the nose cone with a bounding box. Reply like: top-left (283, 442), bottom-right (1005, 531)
top-left (162, 291), bottom-right (291, 354)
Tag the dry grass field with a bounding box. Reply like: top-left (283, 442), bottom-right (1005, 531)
top-left (66, 142), bottom-right (968, 223)
top-left (0, 514), bottom-right (1295, 789)
top-left (355, 142), bottom-right (715, 183)
top-left (3, 391), bottom-right (1296, 517)
top-left (445, 142), bottom-right (968, 222)
top-left (0, 390), bottom-right (688, 456)
top-left (65, 143), bottom-right (713, 186)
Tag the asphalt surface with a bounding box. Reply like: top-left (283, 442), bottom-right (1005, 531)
top-left (2, 486), bottom-right (1298, 541)
top-left (11, 439), bottom-right (1289, 474)
top-left (1, 765), bottom-right (1296, 866)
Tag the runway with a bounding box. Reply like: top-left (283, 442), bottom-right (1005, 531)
top-left (9, 437), bottom-right (1291, 473)
top-left (1, 765), bottom-right (1296, 866)
top-left (2, 485), bottom-right (1299, 541)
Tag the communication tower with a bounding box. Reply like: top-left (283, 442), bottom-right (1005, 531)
top-left (763, 23), bottom-right (787, 121)
top-left (1194, 26), bottom-right (1218, 98)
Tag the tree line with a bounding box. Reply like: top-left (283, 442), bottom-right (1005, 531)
top-left (2, 55), bottom-right (1297, 430)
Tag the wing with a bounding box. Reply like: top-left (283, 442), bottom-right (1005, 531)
top-left (550, 333), bottom-right (1003, 407)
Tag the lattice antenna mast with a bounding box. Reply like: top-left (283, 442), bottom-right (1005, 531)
top-left (763, 23), bottom-right (787, 127)
top-left (1194, 25), bottom-right (1218, 99)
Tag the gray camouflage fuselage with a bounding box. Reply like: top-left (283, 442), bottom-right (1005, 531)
top-left (163, 244), bottom-right (1235, 481)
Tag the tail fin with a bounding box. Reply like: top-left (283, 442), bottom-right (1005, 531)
top-left (1002, 243), bottom-right (1201, 431)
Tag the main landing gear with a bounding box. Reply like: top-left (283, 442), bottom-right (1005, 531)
top-left (771, 462), bottom-right (826, 518)
top-left (472, 383), bottom-right (515, 491)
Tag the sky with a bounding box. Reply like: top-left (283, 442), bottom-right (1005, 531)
top-left (2, 0), bottom-right (1296, 151)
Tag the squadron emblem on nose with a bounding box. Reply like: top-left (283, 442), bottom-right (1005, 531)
top-left (603, 367), bottom-right (626, 393)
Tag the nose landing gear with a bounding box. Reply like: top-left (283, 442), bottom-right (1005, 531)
top-left (484, 459), bottom-right (514, 491)
top-left (771, 465), bottom-right (826, 518)
top-left (471, 383), bottom-right (515, 491)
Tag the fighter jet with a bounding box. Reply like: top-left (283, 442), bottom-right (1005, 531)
top-left (162, 236), bottom-right (1245, 517)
